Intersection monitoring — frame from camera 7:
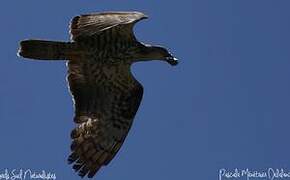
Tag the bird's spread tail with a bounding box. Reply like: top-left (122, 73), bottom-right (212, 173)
top-left (18, 40), bottom-right (80, 60)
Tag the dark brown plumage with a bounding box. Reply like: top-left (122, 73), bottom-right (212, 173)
top-left (18, 11), bottom-right (177, 178)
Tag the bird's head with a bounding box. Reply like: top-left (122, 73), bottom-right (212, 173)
top-left (149, 46), bottom-right (178, 66)
top-left (135, 44), bottom-right (178, 66)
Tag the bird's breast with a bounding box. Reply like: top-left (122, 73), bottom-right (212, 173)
top-left (86, 62), bottom-right (135, 90)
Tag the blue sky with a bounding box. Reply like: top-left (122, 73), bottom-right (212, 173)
top-left (1, 0), bottom-right (290, 179)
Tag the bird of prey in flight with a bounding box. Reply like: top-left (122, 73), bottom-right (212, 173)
top-left (18, 11), bottom-right (178, 178)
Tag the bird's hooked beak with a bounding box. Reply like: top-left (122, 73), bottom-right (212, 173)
top-left (166, 56), bottom-right (178, 66)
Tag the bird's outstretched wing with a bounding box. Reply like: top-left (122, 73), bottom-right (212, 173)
top-left (67, 59), bottom-right (143, 178)
top-left (70, 11), bottom-right (148, 41)
top-left (66, 11), bottom-right (146, 178)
